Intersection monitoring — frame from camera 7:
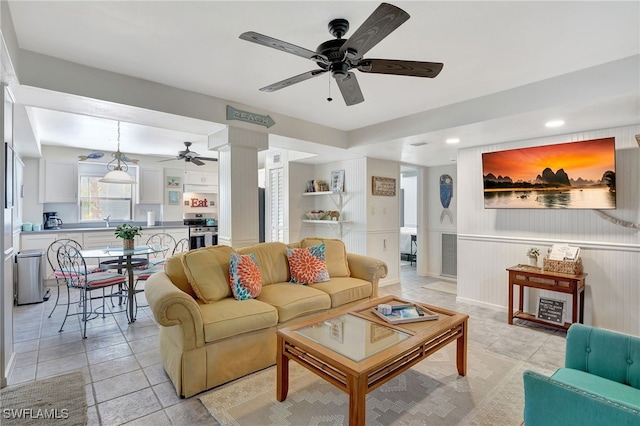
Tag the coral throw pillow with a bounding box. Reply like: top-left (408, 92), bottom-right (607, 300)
top-left (286, 243), bottom-right (330, 285)
top-left (229, 253), bottom-right (262, 300)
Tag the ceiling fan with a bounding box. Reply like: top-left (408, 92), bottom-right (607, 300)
top-left (158, 141), bottom-right (217, 166)
top-left (239, 2), bottom-right (443, 106)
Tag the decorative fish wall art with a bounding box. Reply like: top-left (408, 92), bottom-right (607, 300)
top-left (440, 174), bottom-right (453, 224)
top-left (78, 151), bottom-right (104, 161)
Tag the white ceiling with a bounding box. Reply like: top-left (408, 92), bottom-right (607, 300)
top-left (5, 1), bottom-right (640, 166)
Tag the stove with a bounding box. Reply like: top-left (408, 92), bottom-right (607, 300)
top-left (184, 213), bottom-right (218, 249)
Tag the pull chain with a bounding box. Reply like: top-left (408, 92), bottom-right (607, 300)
top-left (327, 77), bottom-right (333, 102)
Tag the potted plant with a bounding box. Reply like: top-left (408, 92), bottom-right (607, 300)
top-left (114, 223), bottom-right (142, 250)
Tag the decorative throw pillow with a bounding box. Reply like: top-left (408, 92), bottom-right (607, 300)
top-left (286, 243), bottom-right (330, 285)
top-left (229, 253), bottom-right (262, 300)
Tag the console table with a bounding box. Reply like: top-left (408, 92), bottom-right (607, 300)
top-left (506, 265), bottom-right (586, 330)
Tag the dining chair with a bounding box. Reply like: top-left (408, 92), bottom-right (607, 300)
top-left (132, 233), bottom-right (178, 314)
top-left (46, 238), bottom-right (101, 318)
top-left (56, 241), bottom-right (127, 338)
top-left (173, 238), bottom-right (190, 254)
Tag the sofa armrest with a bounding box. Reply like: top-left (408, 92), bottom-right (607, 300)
top-left (347, 253), bottom-right (388, 299)
top-left (523, 370), bottom-right (640, 426)
top-left (144, 271), bottom-right (205, 350)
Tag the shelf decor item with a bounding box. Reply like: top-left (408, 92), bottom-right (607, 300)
top-left (306, 211), bottom-right (326, 220)
top-left (114, 223), bottom-right (142, 249)
top-left (330, 170), bottom-right (344, 192)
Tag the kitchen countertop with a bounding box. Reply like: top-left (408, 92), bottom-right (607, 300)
top-left (20, 222), bottom-right (186, 234)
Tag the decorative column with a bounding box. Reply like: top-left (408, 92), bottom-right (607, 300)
top-left (209, 126), bottom-right (268, 248)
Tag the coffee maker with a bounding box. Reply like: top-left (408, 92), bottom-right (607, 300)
top-left (43, 212), bottom-right (63, 230)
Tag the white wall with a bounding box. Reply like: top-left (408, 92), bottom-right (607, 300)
top-left (425, 164), bottom-right (457, 276)
top-left (457, 124), bottom-right (640, 335)
top-left (366, 158), bottom-right (400, 285)
top-left (292, 157), bottom-right (400, 285)
top-left (401, 175), bottom-right (417, 228)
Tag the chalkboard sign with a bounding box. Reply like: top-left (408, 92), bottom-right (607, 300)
top-left (537, 297), bottom-right (565, 324)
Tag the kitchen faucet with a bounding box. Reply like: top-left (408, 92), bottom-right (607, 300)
top-left (103, 215), bottom-right (111, 227)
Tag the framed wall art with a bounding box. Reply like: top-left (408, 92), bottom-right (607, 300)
top-left (372, 176), bottom-right (396, 196)
top-left (166, 176), bottom-right (181, 188)
top-left (168, 190), bottom-right (180, 205)
top-left (330, 170), bottom-right (345, 192)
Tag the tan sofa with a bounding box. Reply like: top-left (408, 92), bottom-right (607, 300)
top-left (144, 238), bottom-right (388, 398)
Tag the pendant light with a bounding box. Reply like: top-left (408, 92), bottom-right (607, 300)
top-left (99, 121), bottom-right (136, 184)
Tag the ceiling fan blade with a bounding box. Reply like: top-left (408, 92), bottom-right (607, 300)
top-left (191, 158), bottom-right (205, 166)
top-left (336, 72), bottom-right (364, 106)
top-left (339, 3), bottom-right (409, 60)
top-left (260, 69), bottom-right (328, 92)
top-left (240, 31), bottom-right (328, 64)
top-left (358, 59), bottom-right (444, 78)
top-left (157, 157), bottom-right (180, 163)
top-left (196, 157), bottom-right (218, 162)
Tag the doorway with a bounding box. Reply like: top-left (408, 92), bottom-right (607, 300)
top-left (400, 166), bottom-right (418, 269)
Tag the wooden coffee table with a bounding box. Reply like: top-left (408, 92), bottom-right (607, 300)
top-left (277, 295), bottom-right (469, 426)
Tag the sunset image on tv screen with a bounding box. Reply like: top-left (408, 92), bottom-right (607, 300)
top-left (482, 137), bottom-right (616, 209)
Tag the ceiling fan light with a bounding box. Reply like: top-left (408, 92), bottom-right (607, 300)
top-left (99, 169), bottom-right (136, 184)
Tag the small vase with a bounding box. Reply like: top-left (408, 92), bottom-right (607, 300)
top-left (529, 256), bottom-right (538, 267)
top-left (123, 239), bottom-right (134, 250)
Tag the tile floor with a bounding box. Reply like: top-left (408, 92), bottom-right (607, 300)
top-left (8, 265), bottom-right (567, 425)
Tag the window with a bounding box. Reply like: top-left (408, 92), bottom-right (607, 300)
top-left (78, 164), bottom-right (135, 222)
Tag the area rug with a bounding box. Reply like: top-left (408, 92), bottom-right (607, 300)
top-left (422, 280), bottom-right (458, 294)
top-left (200, 345), bottom-right (546, 426)
top-left (0, 371), bottom-right (86, 426)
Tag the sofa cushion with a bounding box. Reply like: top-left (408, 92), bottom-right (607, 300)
top-left (199, 298), bottom-right (278, 343)
top-left (163, 253), bottom-right (196, 298)
top-left (237, 242), bottom-right (289, 286)
top-left (257, 283), bottom-right (331, 323)
top-left (182, 245), bottom-right (235, 303)
top-left (229, 253), bottom-right (262, 300)
top-left (287, 244), bottom-right (330, 284)
top-left (309, 277), bottom-right (372, 308)
top-left (551, 368), bottom-right (640, 409)
top-left (301, 238), bottom-right (350, 277)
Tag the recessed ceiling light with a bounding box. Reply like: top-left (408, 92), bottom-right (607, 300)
top-left (545, 120), bottom-right (565, 128)
top-left (446, 138), bottom-right (460, 144)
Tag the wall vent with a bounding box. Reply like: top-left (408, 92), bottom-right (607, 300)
top-left (441, 233), bottom-right (457, 277)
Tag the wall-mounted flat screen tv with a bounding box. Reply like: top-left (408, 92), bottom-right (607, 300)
top-left (482, 137), bottom-right (616, 209)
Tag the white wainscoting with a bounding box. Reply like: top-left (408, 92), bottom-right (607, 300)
top-left (457, 124), bottom-right (640, 335)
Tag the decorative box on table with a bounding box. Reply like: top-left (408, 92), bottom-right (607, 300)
top-left (543, 257), bottom-right (583, 274)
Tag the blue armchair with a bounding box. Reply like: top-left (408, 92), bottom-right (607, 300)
top-left (523, 323), bottom-right (640, 425)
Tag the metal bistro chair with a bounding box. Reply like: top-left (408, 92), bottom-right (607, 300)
top-left (56, 241), bottom-right (127, 338)
top-left (132, 233), bottom-right (178, 313)
top-left (173, 237), bottom-right (190, 254)
top-left (46, 238), bottom-right (101, 318)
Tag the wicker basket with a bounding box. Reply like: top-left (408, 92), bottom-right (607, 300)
top-left (543, 257), bottom-right (583, 274)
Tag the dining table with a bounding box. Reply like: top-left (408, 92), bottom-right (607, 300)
top-left (80, 245), bottom-right (163, 323)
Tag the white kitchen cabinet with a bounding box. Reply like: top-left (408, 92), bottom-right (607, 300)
top-left (82, 231), bottom-right (142, 249)
top-left (39, 160), bottom-right (78, 203)
top-left (20, 232), bottom-right (82, 278)
top-left (137, 168), bottom-right (163, 204)
top-left (184, 171), bottom-right (217, 186)
top-left (157, 227), bottom-right (188, 247)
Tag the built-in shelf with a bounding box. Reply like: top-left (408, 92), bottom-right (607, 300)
top-left (302, 191), bottom-right (345, 196)
top-left (302, 220), bottom-right (351, 224)
top-left (302, 191), bottom-right (349, 237)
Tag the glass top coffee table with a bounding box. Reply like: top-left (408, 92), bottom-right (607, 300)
top-left (276, 295), bottom-right (469, 426)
